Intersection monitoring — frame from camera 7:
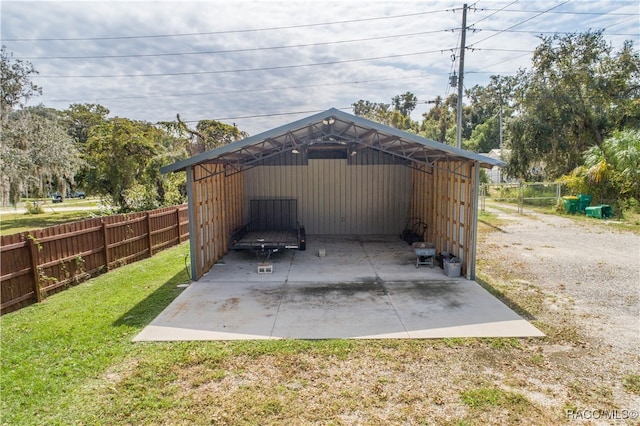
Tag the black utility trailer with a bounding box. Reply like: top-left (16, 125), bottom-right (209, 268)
top-left (231, 199), bottom-right (306, 257)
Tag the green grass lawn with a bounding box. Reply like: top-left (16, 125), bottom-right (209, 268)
top-left (1, 243), bottom-right (191, 425)
top-left (2, 236), bottom-right (632, 425)
top-left (0, 210), bottom-right (99, 236)
top-left (1, 197), bottom-right (103, 236)
top-left (0, 243), bottom-right (375, 425)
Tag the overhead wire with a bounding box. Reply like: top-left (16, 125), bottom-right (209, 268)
top-left (13, 1), bottom-right (637, 120)
top-left (181, 107), bottom-right (355, 124)
top-left (478, 7), bottom-right (639, 16)
top-left (36, 48), bottom-right (456, 78)
top-left (440, 10), bottom-right (464, 105)
top-left (47, 72), bottom-right (450, 103)
top-left (473, 29), bottom-right (638, 37)
top-left (467, 0), bottom-right (638, 75)
top-left (466, 51), bottom-right (531, 75)
top-left (468, 0), bottom-right (571, 48)
top-left (4, 8), bottom-right (454, 42)
top-left (17, 28), bottom-right (457, 61)
top-left (470, 0), bottom-right (520, 26)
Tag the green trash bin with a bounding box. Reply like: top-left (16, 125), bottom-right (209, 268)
top-left (562, 196), bottom-right (578, 214)
top-left (586, 205), bottom-right (612, 219)
top-left (577, 194), bottom-right (592, 213)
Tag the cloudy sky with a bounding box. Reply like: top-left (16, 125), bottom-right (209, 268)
top-left (2, 0), bottom-right (638, 135)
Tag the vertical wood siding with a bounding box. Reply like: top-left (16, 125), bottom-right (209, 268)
top-left (190, 164), bottom-right (243, 280)
top-left (409, 160), bottom-right (478, 278)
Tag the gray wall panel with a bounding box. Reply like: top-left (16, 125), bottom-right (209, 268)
top-left (243, 160), bottom-right (411, 234)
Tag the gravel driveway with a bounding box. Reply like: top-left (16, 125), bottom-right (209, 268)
top-left (478, 203), bottom-right (639, 418)
top-left (481, 203), bottom-right (639, 354)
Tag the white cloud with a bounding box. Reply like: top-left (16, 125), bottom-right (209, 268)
top-left (1, 0), bottom-right (638, 134)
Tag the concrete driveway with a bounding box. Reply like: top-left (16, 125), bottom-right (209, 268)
top-left (134, 235), bottom-right (543, 341)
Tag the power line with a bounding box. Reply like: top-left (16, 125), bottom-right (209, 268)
top-left (478, 7), bottom-right (639, 17)
top-left (47, 72), bottom-right (450, 103)
top-left (473, 48), bottom-right (533, 53)
top-left (469, 0), bottom-right (571, 48)
top-left (36, 48), bottom-right (456, 78)
top-left (182, 107), bottom-right (355, 124)
top-left (473, 29), bottom-right (638, 37)
top-left (470, 0), bottom-right (520, 26)
top-left (467, 51), bottom-right (531, 73)
top-left (4, 8), bottom-right (455, 42)
top-left (600, 15), bottom-right (640, 32)
top-left (17, 28), bottom-right (457, 60)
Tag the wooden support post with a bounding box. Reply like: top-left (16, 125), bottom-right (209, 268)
top-left (26, 235), bottom-right (42, 303)
top-left (146, 211), bottom-right (153, 257)
top-left (176, 207), bottom-right (181, 242)
top-left (102, 220), bottom-right (110, 271)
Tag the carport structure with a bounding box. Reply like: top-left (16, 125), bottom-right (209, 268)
top-left (161, 108), bottom-right (502, 281)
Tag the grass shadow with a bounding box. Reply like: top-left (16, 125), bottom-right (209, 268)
top-left (474, 275), bottom-right (538, 322)
top-left (113, 269), bottom-right (190, 329)
top-left (478, 219), bottom-right (508, 233)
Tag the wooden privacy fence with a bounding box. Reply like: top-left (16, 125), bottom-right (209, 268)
top-left (1, 205), bottom-right (189, 315)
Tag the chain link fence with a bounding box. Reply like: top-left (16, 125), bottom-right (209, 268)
top-left (480, 182), bottom-right (562, 213)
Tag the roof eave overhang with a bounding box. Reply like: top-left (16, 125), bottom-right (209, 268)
top-left (160, 108), bottom-right (504, 174)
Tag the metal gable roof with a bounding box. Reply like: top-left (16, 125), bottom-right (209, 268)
top-left (160, 108), bottom-right (504, 174)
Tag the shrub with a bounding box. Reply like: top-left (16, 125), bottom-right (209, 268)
top-left (24, 201), bottom-right (44, 215)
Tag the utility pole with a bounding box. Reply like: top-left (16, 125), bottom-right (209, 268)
top-left (499, 106), bottom-right (503, 149)
top-left (456, 3), bottom-right (468, 149)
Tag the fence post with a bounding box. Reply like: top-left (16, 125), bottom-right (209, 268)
top-left (146, 211), bottom-right (153, 257)
top-left (102, 220), bottom-right (110, 271)
top-left (176, 207), bottom-right (181, 242)
top-left (26, 234), bottom-right (42, 303)
top-left (518, 182), bottom-right (524, 214)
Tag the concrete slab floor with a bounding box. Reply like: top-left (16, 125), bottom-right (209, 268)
top-left (134, 235), bottom-right (544, 341)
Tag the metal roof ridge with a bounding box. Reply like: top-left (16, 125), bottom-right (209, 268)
top-left (160, 107), bottom-right (504, 174)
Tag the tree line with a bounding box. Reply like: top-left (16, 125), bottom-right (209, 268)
top-left (352, 31), bottom-right (639, 212)
top-left (1, 45), bottom-right (246, 211)
top-left (2, 31), bottom-right (639, 214)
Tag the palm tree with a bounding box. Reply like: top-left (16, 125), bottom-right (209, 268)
top-left (586, 130), bottom-right (640, 200)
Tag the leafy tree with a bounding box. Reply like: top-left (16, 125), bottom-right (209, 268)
top-left (464, 75), bottom-right (516, 152)
top-left (195, 119), bottom-right (248, 152)
top-left (353, 93), bottom-right (418, 131)
top-left (1, 107), bottom-right (81, 203)
top-left (64, 103), bottom-right (110, 146)
top-left (1, 49), bottom-right (80, 205)
top-left (352, 99), bottom-right (392, 123)
top-left (0, 45), bottom-right (41, 119)
top-left (465, 118), bottom-right (499, 153)
top-left (62, 103), bottom-right (111, 190)
top-left (506, 31), bottom-right (640, 179)
top-left (86, 118), bottom-right (163, 210)
top-left (419, 95), bottom-right (457, 143)
top-left (155, 115), bottom-right (249, 208)
top-left (392, 92), bottom-right (418, 116)
top-left (85, 116), bottom-right (193, 211)
top-left (162, 114), bottom-right (247, 156)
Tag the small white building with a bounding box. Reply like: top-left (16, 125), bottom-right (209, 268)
top-left (481, 149), bottom-right (512, 183)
